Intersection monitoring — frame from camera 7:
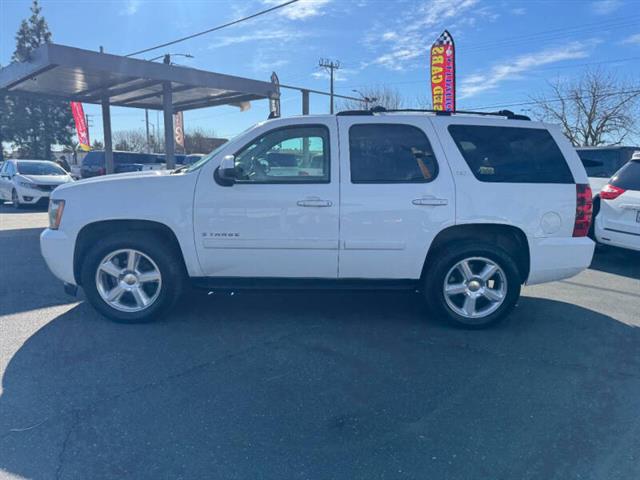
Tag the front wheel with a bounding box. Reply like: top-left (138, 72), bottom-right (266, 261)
top-left (81, 232), bottom-right (185, 323)
top-left (424, 241), bottom-right (522, 328)
top-left (12, 189), bottom-right (22, 209)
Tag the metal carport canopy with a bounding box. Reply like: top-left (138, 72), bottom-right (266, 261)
top-left (0, 43), bottom-right (279, 171)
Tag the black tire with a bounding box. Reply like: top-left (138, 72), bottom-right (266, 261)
top-left (80, 231), bottom-right (186, 323)
top-left (11, 189), bottom-right (23, 209)
top-left (424, 241), bottom-right (522, 329)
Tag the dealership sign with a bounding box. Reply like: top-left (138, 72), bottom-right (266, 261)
top-left (430, 30), bottom-right (456, 112)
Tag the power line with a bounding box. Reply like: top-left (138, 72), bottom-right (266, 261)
top-left (125, 0), bottom-right (300, 57)
top-left (466, 87), bottom-right (640, 111)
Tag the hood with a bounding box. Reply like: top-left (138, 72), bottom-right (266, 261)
top-left (19, 174), bottom-right (72, 185)
top-left (55, 169), bottom-right (173, 193)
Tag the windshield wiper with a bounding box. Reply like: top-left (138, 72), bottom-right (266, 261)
top-left (170, 165), bottom-right (189, 174)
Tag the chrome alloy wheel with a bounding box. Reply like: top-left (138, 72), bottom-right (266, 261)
top-left (443, 257), bottom-right (507, 320)
top-left (95, 249), bottom-right (162, 313)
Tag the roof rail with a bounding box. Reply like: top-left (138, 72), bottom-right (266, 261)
top-left (336, 107), bottom-right (531, 121)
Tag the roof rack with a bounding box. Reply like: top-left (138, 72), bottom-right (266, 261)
top-left (336, 106), bottom-right (531, 121)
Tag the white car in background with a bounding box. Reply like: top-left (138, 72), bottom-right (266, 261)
top-left (594, 153), bottom-right (640, 251)
top-left (0, 159), bottom-right (74, 208)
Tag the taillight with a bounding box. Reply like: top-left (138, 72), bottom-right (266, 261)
top-left (573, 184), bottom-right (593, 237)
top-left (600, 184), bottom-right (626, 200)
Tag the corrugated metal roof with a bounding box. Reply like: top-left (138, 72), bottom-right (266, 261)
top-left (0, 43), bottom-right (278, 111)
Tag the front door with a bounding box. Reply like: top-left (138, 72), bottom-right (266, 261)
top-left (337, 116), bottom-right (456, 279)
top-left (193, 118), bottom-right (340, 278)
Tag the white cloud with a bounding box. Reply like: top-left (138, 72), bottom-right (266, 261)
top-left (120, 0), bottom-right (141, 16)
top-left (262, 0), bottom-right (332, 20)
top-left (459, 42), bottom-right (591, 99)
top-left (621, 33), bottom-right (640, 45)
top-left (591, 0), bottom-right (622, 14)
top-left (365, 0), bottom-right (482, 71)
top-left (208, 29), bottom-right (308, 48)
top-left (511, 7), bottom-right (526, 15)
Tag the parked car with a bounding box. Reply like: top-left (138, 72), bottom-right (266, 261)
top-left (81, 151), bottom-right (165, 178)
top-left (0, 159), bottom-right (74, 208)
top-left (40, 109), bottom-right (594, 328)
top-left (594, 152), bottom-right (640, 251)
top-left (576, 146), bottom-right (638, 194)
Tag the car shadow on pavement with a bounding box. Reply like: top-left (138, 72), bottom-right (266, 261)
top-left (0, 202), bottom-right (48, 213)
top-left (1, 293), bottom-right (640, 480)
top-left (590, 246), bottom-right (640, 280)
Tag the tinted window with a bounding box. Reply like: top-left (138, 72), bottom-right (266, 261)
top-left (448, 125), bottom-right (574, 183)
top-left (83, 152), bottom-right (104, 167)
top-left (349, 124), bottom-right (438, 183)
top-left (234, 125), bottom-right (330, 183)
top-left (610, 161), bottom-right (640, 191)
top-left (577, 149), bottom-right (621, 178)
top-left (16, 161), bottom-right (66, 175)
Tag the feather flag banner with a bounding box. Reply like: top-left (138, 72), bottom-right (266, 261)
top-left (430, 30), bottom-right (456, 112)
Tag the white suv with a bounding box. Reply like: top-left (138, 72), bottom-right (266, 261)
top-left (40, 110), bottom-right (595, 328)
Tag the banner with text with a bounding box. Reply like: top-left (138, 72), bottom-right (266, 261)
top-left (430, 30), bottom-right (456, 112)
top-left (70, 102), bottom-right (91, 151)
top-left (174, 111), bottom-right (185, 151)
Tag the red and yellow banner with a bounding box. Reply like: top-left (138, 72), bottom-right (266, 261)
top-left (430, 30), bottom-right (456, 112)
top-left (70, 102), bottom-right (91, 151)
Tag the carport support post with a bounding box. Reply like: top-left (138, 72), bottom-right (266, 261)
top-left (163, 81), bottom-right (175, 169)
top-left (101, 97), bottom-right (114, 174)
top-left (301, 89), bottom-right (309, 115)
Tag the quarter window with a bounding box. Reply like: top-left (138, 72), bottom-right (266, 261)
top-left (448, 125), bottom-right (574, 184)
top-left (233, 125), bottom-right (330, 183)
top-left (349, 124), bottom-right (438, 183)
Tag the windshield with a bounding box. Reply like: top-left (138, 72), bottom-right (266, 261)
top-left (17, 161), bottom-right (66, 176)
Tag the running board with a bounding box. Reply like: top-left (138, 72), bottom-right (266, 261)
top-left (190, 277), bottom-right (420, 292)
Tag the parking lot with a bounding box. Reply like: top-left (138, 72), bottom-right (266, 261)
top-left (0, 204), bottom-right (639, 480)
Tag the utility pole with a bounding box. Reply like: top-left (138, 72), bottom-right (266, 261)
top-left (145, 109), bottom-right (150, 153)
top-left (318, 58), bottom-right (340, 114)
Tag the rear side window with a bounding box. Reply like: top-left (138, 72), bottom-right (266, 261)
top-left (349, 124), bottom-right (438, 183)
top-left (610, 161), bottom-right (640, 191)
top-left (448, 125), bottom-right (574, 184)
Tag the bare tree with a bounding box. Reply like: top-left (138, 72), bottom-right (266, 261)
top-left (532, 70), bottom-right (640, 147)
top-left (113, 129), bottom-right (148, 152)
top-left (339, 85), bottom-right (405, 111)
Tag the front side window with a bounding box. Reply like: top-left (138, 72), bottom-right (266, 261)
top-left (233, 125), bottom-right (330, 183)
top-left (349, 124), bottom-right (438, 183)
top-left (448, 125), bottom-right (574, 184)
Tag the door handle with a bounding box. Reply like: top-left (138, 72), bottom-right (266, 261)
top-left (297, 198), bottom-right (333, 207)
top-left (412, 197), bottom-right (448, 206)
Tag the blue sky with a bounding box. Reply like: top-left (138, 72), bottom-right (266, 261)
top-left (1, 0), bottom-right (639, 144)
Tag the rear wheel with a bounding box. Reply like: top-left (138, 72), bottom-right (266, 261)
top-left (424, 241), bottom-right (521, 328)
top-left (81, 232), bottom-right (185, 323)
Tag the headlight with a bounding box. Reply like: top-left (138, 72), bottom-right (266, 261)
top-left (18, 181), bottom-right (35, 189)
top-left (48, 199), bottom-right (65, 230)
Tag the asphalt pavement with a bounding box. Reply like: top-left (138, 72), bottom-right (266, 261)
top-left (1, 203), bottom-right (639, 480)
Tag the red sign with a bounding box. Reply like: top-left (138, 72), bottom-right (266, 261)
top-left (430, 30), bottom-right (455, 112)
top-left (70, 102), bottom-right (91, 151)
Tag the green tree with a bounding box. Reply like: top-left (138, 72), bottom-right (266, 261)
top-left (8, 0), bottom-right (74, 159)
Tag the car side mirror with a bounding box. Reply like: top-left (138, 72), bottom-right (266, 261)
top-left (215, 155), bottom-right (237, 186)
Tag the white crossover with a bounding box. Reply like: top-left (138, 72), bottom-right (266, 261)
top-left (0, 159), bottom-right (74, 208)
top-left (594, 153), bottom-right (640, 251)
top-left (40, 109), bottom-right (595, 328)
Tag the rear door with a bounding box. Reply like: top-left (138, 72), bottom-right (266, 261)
top-left (337, 116), bottom-right (455, 279)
